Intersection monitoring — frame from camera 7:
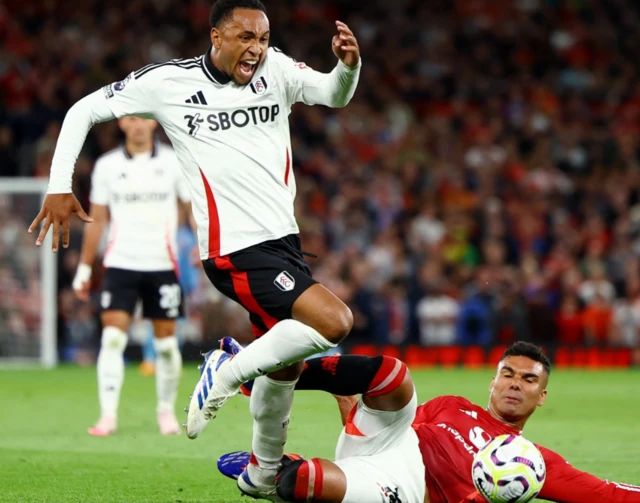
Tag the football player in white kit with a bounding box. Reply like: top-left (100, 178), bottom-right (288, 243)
top-left (29, 0), bottom-right (360, 498)
top-left (72, 116), bottom-right (193, 436)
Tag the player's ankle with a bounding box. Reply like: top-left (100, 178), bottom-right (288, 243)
top-left (217, 360), bottom-right (244, 392)
top-left (157, 403), bottom-right (175, 414)
top-left (97, 414), bottom-right (117, 425)
top-left (247, 462), bottom-right (278, 486)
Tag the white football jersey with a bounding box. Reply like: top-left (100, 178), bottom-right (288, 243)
top-left (99, 47), bottom-right (360, 258)
top-left (90, 143), bottom-right (191, 271)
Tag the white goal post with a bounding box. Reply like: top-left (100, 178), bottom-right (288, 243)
top-left (0, 178), bottom-right (57, 367)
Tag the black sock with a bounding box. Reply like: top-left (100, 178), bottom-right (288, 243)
top-left (295, 355), bottom-right (383, 396)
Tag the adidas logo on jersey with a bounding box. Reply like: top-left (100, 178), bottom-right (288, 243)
top-left (185, 91), bottom-right (208, 105)
top-left (459, 409), bottom-right (478, 419)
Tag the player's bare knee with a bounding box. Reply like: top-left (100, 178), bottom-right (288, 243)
top-left (152, 319), bottom-right (176, 338)
top-left (395, 367), bottom-right (416, 404)
top-left (292, 285), bottom-right (353, 343)
top-left (323, 304), bottom-right (353, 344)
top-left (276, 458), bottom-right (346, 503)
top-left (101, 311), bottom-right (130, 332)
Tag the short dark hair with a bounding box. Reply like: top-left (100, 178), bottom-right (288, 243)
top-left (210, 0), bottom-right (267, 29)
top-left (501, 341), bottom-right (551, 375)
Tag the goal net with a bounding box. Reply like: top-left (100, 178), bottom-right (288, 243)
top-left (0, 178), bottom-right (57, 367)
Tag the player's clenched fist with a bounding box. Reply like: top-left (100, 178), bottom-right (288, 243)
top-left (28, 193), bottom-right (92, 252)
top-left (332, 21), bottom-right (360, 68)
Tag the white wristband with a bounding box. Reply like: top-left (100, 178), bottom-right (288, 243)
top-left (72, 263), bottom-right (92, 290)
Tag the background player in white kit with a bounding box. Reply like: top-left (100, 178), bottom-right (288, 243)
top-left (29, 0), bottom-right (360, 499)
top-left (72, 116), bottom-right (193, 436)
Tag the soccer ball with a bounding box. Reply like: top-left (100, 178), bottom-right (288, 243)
top-left (472, 434), bottom-right (546, 503)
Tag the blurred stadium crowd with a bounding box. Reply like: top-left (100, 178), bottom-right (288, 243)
top-left (3, 0), bottom-right (640, 362)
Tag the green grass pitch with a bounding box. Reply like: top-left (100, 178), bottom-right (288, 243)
top-left (0, 366), bottom-right (638, 502)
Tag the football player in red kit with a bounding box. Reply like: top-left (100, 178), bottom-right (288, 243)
top-left (218, 340), bottom-right (640, 503)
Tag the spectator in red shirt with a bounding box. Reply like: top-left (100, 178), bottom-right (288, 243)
top-left (582, 293), bottom-right (614, 345)
top-left (556, 294), bottom-right (584, 345)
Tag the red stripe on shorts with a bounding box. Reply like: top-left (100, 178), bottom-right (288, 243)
top-left (214, 256), bottom-right (279, 330)
top-left (250, 322), bottom-right (267, 338)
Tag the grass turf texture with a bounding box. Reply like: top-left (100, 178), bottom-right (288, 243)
top-left (0, 366), bottom-right (638, 502)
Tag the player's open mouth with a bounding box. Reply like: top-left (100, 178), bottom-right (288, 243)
top-left (238, 61), bottom-right (257, 78)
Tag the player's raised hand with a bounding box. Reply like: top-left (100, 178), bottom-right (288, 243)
top-left (332, 21), bottom-right (360, 68)
top-left (28, 193), bottom-right (93, 252)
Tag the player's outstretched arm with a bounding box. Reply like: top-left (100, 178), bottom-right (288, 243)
top-left (539, 447), bottom-right (640, 502)
top-left (28, 90), bottom-right (119, 251)
top-left (30, 69), bottom-right (158, 252)
top-left (275, 21), bottom-right (361, 109)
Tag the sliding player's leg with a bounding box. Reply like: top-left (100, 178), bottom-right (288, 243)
top-left (296, 355), bottom-right (424, 502)
top-left (218, 348), bottom-right (425, 502)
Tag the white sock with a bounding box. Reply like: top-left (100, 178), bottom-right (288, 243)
top-left (154, 336), bottom-right (182, 413)
top-left (248, 376), bottom-right (297, 484)
top-left (219, 319), bottom-right (335, 391)
top-left (97, 326), bottom-right (127, 419)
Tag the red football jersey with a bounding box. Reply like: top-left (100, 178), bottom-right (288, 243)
top-left (412, 396), bottom-right (640, 503)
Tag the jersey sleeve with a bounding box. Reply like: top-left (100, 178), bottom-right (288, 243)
top-left (539, 447), bottom-right (640, 502)
top-left (102, 70), bottom-right (158, 119)
top-left (269, 47), bottom-right (360, 109)
top-left (89, 159), bottom-right (109, 206)
top-left (414, 395), bottom-right (459, 425)
top-left (47, 65), bottom-right (161, 194)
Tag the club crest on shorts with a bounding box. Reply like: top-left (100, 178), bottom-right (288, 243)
top-left (274, 271), bottom-right (295, 292)
top-left (101, 291), bottom-right (112, 309)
